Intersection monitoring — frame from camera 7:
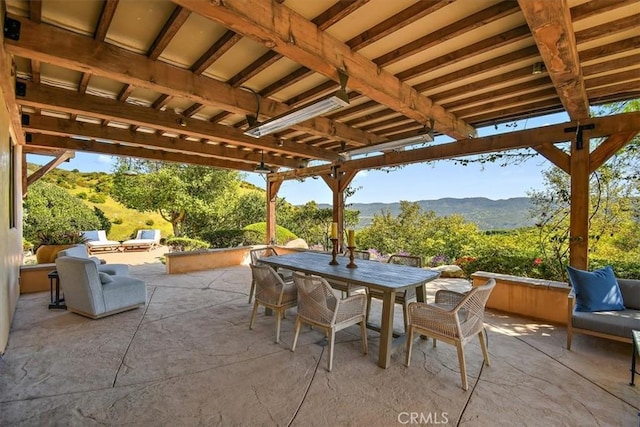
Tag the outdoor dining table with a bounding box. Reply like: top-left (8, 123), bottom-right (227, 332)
top-left (258, 251), bottom-right (440, 368)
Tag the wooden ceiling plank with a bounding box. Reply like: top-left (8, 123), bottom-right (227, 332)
top-left (173, 0), bottom-right (475, 140)
top-left (582, 53), bottom-right (640, 76)
top-left (17, 81), bottom-right (337, 161)
top-left (28, 134), bottom-right (257, 172)
top-left (580, 36), bottom-right (640, 62)
top-left (587, 81), bottom-right (640, 102)
top-left (26, 150), bottom-right (75, 187)
top-left (373, 2), bottom-right (521, 68)
top-left (5, 16), bottom-right (383, 146)
top-left (347, 0), bottom-right (452, 51)
top-left (24, 114), bottom-right (302, 168)
top-left (94, 0), bottom-right (119, 42)
top-left (585, 69), bottom-right (640, 90)
top-left (574, 13), bottom-right (640, 45)
top-left (396, 25), bottom-right (532, 82)
top-left (589, 131), bottom-right (637, 174)
top-left (518, 0), bottom-right (590, 120)
top-left (451, 87), bottom-right (559, 118)
top-left (463, 99), bottom-right (565, 126)
top-left (191, 30), bottom-right (243, 75)
top-left (228, 51), bottom-right (281, 88)
top-left (209, 111), bottom-right (232, 123)
top-left (259, 66), bottom-right (312, 97)
top-left (570, 0), bottom-right (638, 20)
top-left (445, 78), bottom-right (554, 111)
top-left (148, 6), bottom-right (191, 60)
top-left (117, 84), bottom-right (135, 102)
top-left (78, 73), bottom-right (91, 94)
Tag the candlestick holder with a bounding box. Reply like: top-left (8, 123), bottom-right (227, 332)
top-left (346, 246), bottom-right (358, 268)
top-left (329, 238), bottom-right (339, 265)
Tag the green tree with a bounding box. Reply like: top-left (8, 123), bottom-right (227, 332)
top-left (111, 160), bottom-right (241, 237)
top-left (23, 181), bottom-right (101, 241)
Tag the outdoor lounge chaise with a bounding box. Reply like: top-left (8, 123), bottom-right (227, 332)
top-left (122, 229), bottom-right (161, 252)
top-left (82, 230), bottom-right (121, 254)
top-left (567, 266), bottom-right (640, 350)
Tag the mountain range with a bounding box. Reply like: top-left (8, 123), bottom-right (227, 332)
top-left (320, 197), bottom-right (535, 231)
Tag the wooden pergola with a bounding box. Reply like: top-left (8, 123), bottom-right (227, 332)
top-left (1, 0), bottom-right (639, 269)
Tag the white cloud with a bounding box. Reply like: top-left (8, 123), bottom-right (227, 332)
top-left (97, 155), bottom-right (113, 164)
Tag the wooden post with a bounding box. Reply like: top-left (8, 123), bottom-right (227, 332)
top-left (266, 179), bottom-right (282, 245)
top-left (569, 135), bottom-right (589, 269)
top-left (322, 168), bottom-right (357, 252)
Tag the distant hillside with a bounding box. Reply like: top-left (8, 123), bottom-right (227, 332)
top-left (320, 197), bottom-right (535, 231)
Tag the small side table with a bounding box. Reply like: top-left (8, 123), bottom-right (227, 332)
top-left (48, 270), bottom-right (66, 310)
top-left (631, 330), bottom-right (640, 386)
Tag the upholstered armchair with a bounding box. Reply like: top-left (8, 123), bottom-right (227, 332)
top-left (55, 256), bottom-right (147, 319)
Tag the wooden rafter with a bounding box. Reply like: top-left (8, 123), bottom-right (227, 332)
top-left (17, 81), bottom-right (337, 161)
top-left (27, 134), bottom-right (257, 172)
top-left (4, 15), bottom-right (384, 147)
top-left (148, 6), bottom-right (191, 60)
top-left (23, 115), bottom-right (304, 169)
top-left (172, 0), bottom-right (475, 140)
top-left (518, 0), bottom-right (590, 120)
top-left (270, 112), bottom-right (640, 181)
top-left (26, 150), bottom-right (75, 187)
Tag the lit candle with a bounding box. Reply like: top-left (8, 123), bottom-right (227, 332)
top-left (348, 229), bottom-right (355, 247)
top-left (331, 222), bottom-right (338, 239)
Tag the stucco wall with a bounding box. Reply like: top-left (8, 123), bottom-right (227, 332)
top-left (0, 91), bottom-right (22, 354)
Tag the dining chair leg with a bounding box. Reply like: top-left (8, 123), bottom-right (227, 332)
top-left (249, 301), bottom-right (259, 330)
top-left (275, 308), bottom-right (282, 344)
top-left (402, 302), bottom-right (409, 332)
top-left (365, 294), bottom-right (372, 324)
top-left (360, 320), bottom-right (368, 355)
top-left (405, 325), bottom-right (414, 367)
top-left (291, 318), bottom-right (302, 352)
top-left (478, 329), bottom-right (490, 366)
top-left (456, 342), bottom-right (468, 391)
top-left (248, 279), bottom-right (255, 304)
top-left (327, 329), bottom-right (336, 372)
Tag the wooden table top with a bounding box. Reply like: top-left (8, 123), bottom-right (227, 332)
top-left (259, 251), bottom-right (440, 292)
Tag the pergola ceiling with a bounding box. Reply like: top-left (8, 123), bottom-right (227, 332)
top-left (3, 0), bottom-right (639, 175)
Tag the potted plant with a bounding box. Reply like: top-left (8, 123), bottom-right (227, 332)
top-left (34, 231), bottom-right (88, 264)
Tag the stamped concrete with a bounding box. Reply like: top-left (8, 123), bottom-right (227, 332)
top-left (2, 249), bottom-right (638, 426)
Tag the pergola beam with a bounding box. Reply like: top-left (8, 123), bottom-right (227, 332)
top-left (17, 81), bottom-right (334, 162)
top-left (4, 15), bottom-right (383, 147)
top-left (23, 115), bottom-right (303, 169)
top-left (27, 134), bottom-right (256, 172)
top-left (172, 0), bottom-right (476, 140)
top-left (26, 150), bottom-right (75, 188)
top-left (518, 0), bottom-right (590, 120)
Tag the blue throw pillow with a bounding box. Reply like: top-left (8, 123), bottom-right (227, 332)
top-left (567, 265), bottom-right (625, 312)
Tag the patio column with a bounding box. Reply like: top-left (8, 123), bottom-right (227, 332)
top-left (266, 179), bottom-right (282, 245)
top-left (569, 136), bottom-right (589, 270)
top-left (321, 167), bottom-right (356, 251)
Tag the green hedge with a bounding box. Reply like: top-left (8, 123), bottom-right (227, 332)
top-left (165, 237), bottom-right (210, 252)
top-left (199, 229), bottom-right (260, 248)
top-left (243, 222), bottom-right (297, 245)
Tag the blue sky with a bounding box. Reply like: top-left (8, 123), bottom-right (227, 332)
top-left (28, 111), bottom-right (569, 205)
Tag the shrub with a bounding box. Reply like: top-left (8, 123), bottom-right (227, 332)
top-left (88, 194), bottom-right (106, 203)
top-left (93, 207), bottom-right (111, 233)
top-left (77, 192), bottom-right (87, 200)
top-left (199, 229), bottom-right (260, 248)
top-left (243, 222), bottom-right (297, 245)
top-left (145, 219), bottom-right (155, 226)
top-left (112, 218), bottom-right (123, 225)
top-left (165, 237), bottom-right (210, 252)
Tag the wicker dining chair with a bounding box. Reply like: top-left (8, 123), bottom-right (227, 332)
top-left (291, 272), bottom-right (368, 372)
top-left (330, 250), bottom-right (371, 297)
top-left (249, 264), bottom-right (297, 344)
top-left (367, 254), bottom-right (423, 332)
top-left (248, 247), bottom-right (292, 303)
top-left (405, 278), bottom-right (496, 390)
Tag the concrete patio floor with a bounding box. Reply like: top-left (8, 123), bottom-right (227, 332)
top-left (2, 249), bottom-right (639, 426)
